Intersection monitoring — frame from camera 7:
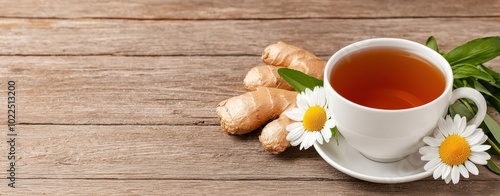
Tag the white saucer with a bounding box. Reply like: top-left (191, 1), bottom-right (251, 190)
top-left (314, 135), bottom-right (432, 183)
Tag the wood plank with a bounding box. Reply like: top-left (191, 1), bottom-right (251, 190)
top-left (3, 179), bottom-right (500, 195)
top-left (0, 18), bottom-right (498, 56)
top-left (0, 125), bottom-right (345, 179)
top-left (0, 56), bottom-right (254, 125)
top-left (0, 125), bottom-right (497, 181)
top-left (1, 56), bottom-right (499, 125)
top-left (0, 0), bottom-right (498, 19)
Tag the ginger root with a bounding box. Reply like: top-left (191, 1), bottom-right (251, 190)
top-left (259, 110), bottom-right (294, 154)
top-left (218, 42), bottom-right (325, 154)
top-left (243, 65), bottom-right (294, 91)
top-left (216, 87), bottom-right (297, 135)
top-left (243, 41), bottom-right (326, 91)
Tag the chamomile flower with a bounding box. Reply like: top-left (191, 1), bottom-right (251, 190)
top-left (419, 114), bottom-right (491, 184)
top-left (285, 86), bottom-right (336, 150)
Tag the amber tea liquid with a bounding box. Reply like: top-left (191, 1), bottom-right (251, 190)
top-left (329, 47), bottom-right (446, 110)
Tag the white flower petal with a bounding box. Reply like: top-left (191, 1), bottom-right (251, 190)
top-left (309, 89), bottom-right (318, 107)
top-left (321, 128), bottom-right (332, 143)
top-left (291, 131), bottom-right (307, 147)
top-left (300, 132), bottom-right (310, 150)
top-left (433, 163), bottom-right (445, 179)
top-left (286, 122), bottom-right (302, 132)
top-left (466, 131), bottom-right (485, 146)
top-left (469, 152), bottom-right (490, 165)
top-left (424, 158), bottom-right (442, 171)
top-left (477, 134), bottom-right (488, 146)
top-left (453, 115), bottom-right (462, 134)
top-left (285, 109), bottom-right (305, 122)
top-left (423, 137), bottom-right (441, 147)
top-left (437, 117), bottom-right (448, 136)
top-left (451, 165), bottom-right (460, 184)
top-left (290, 139), bottom-right (300, 147)
top-left (304, 88), bottom-right (315, 107)
top-left (419, 146), bottom-right (438, 155)
top-left (442, 165), bottom-right (451, 180)
top-left (324, 119), bottom-right (336, 129)
top-left (315, 131), bottom-right (323, 145)
top-left (458, 116), bottom-right (467, 135)
top-left (310, 86), bottom-right (318, 100)
top-left (445, 115), bottom-right (454, 135)
top-left (422, 153), bottom-right (439, 161)
top-left (305, 134), bottom-right (316, 149)
top-left (461, 125), bottom-right (476, 138)
top-left (432, 128), bottom-right (445, 139)
top-left (470, 145), bottom-right (491, 152)
top-left (300, 132), bottom-right (313, 150)
top-left (445, 173), bottom-right (452, 184)
top-left (296, 94), bottom-right (308, 109)
top-left (316, 87), bottom-right (326, 107)
top-left (286, 126), bottom-right (305, 142)
top-left (310, 131), bottom-right (320, 146)
top-left (419, 146), bottom-right (429, 155)
top-left (465, 160), bottom-right (479, 175)
top-left (459, 164), bottom-right (469, 179)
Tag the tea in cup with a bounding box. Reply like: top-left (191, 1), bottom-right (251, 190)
top-left (323, 38), bottom-right (487, 162)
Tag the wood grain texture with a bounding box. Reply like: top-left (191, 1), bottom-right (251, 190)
top-left (1, 56), bottom-right (499, 125)
top-left (0, 56), bottom-right (252, 125)
top-left (0, 125), bottom-right (345, 179)
top-left (6, 179), bottom-right (500, 195)
top-left (0, 18), bottom-right (498, 56)
top-left (0, 1), bottom-right (499, 195)
top-left (0, 0), bottom-right (498, 19)
top-left (1, 125), bottom-right (499, 195)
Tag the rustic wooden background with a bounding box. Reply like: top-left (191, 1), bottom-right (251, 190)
top-left (0, 0), bottom-right (499, 195)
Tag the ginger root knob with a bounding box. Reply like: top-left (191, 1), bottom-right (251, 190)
top-left (216, 87), bottom-right (297, 135)
top-left (259, 109), bottom-right (294, 154)
top-left (243, 42), bottom-right (326, 91)
top-left (243, 65), bottom-right (294, 91)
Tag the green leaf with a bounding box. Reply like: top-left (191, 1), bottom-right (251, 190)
top-left (449, 100), bottom-right (474, 121)
top-left (473, 80), bottom-right (492, 96)
top-left (482, 85), bottom-right (500, 112)
top-left (487, 96), bottom-right (500, 113)
top-left (425, 36), bottom-right (439, 52)
top-left (453, 79), bottom-right (465, 88)
top-left (483, 114), bottom-right (500, 145)
top-left (331, 127), bottom-right (339, 145)
top-left (487, 137), bottom-right (500, 155)
top-left (487, 160), bottom-right (500, 175)
top-left (277, 68), bottom-right (323, 92)
top-left (444, 36), bottom-right (500, 66)
top-left (452, 63), bottom-right (495, 83)
top-left (473, 81), bottom-right (500, 106)
top-left (479, 64), bottom-right (500, 82)
top-left (478, 65), bottom-right (500, 88)
top-left (478, 85), bottom-right (500, 112)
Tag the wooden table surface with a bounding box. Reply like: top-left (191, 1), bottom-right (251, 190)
top-left (1, 0), bottom-right (499, 195)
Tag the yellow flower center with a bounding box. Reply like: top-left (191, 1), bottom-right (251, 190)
top-left (302, 106), bottom-right (327, 132)
top-left (439, 134), bottom-right (471, 166)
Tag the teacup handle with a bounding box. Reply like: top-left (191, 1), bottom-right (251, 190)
top-left (450, 87), bottom-right (487, 126)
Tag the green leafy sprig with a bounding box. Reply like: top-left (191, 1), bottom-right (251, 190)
top-left (428, 36), bottom-right (500, 174)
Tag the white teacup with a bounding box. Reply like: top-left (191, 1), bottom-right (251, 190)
top-left (323, 38), bottom-right (487, 162)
